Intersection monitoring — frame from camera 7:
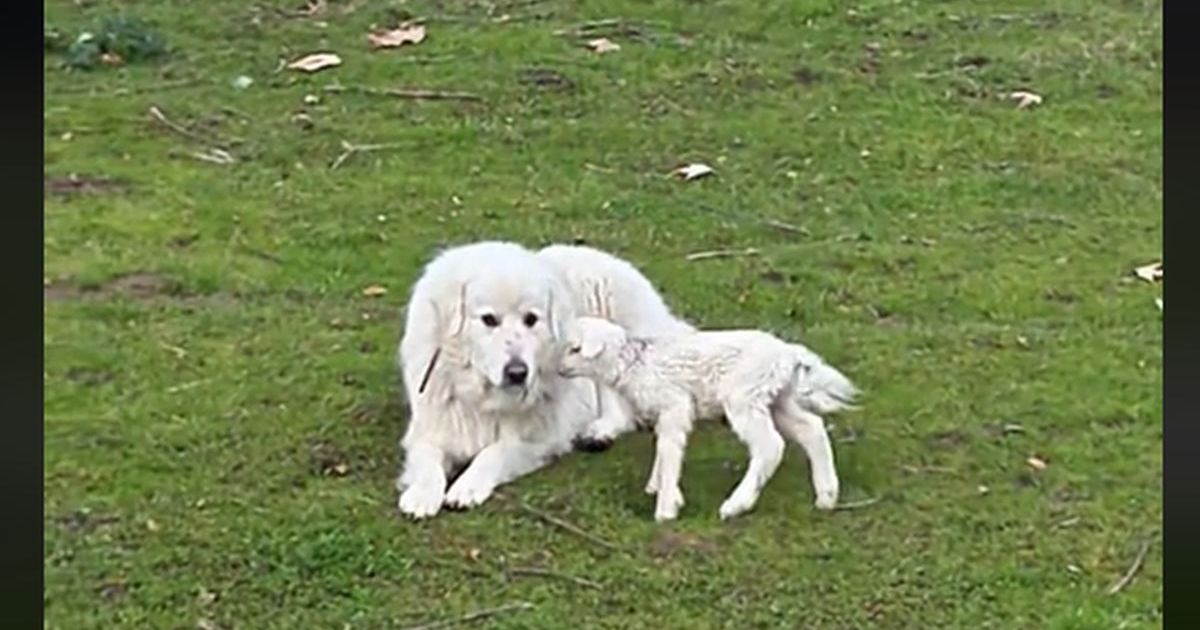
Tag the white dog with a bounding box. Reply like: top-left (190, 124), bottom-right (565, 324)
top-left (396, 242), bottom-right (690, 519)
top-left (559, 317), bottom-right (857, 522)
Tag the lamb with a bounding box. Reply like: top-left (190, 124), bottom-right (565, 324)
top-left (558, 316), bottom-right (858, 522)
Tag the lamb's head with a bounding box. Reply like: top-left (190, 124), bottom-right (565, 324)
top-left (558, 316), bottom-right (628, 384)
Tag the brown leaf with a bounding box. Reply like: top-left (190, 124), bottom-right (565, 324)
top-left (1133, 261), bottom-right (1162, 283)
top-left (287, 52), bottom-right (342, 73)
top-left (368, 23), bottom-right (426, 49)
top-left (466, 548), bottom-right (483, 562)
top-left (585, 37), bottom-right (621, 54)
top-left (145, 518), bottom-right (161, 532)
top-left (1027, 456), bottom-right (1048, 471)
top-left (100, 52), bottom-right (124, 66)
top-left (362, 284), bottom-right (388, 297)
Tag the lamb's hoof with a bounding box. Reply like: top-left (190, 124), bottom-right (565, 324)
top-left (572, 436), bottom-right (614, 453)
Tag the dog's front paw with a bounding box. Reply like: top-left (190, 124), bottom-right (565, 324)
top-left (398, 482), bottom-right (445, 520)
top-left (444, 477), bottom-right (495, 510)
top-left (654, 486), bottom-right (684, 522)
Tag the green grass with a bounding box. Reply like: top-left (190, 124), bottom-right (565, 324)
top-left (45, 0), bottom-right (1162, 627)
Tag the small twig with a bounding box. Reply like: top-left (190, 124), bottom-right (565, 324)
top-left (159, 342), bottom-right (188, 359)
top-left (833, 496), bottom-right (882, 511)
top-left (507, 566), bottom-right (602, 590)
top-left (763, 219), bottom-right (811, 236)
top-left (399, 602), bottom-right (534, 630)
top-left (330, 140), bottom-right (408, 170)
top-left (419, 557), bottom-right (493, 579)
top-left (323, 83), bottom-right (483, 102)
top-left (1106, 538), bottom-right (1153, 595)
top-left (148, 105), bottom-right (223, 146)
top-left (517, 501), bottom-right (620, 551)
top-left (237, 245), bottom-right (284, 264)
top-left (685, 248), bottom-right (761, 262)
top-left (189, 148), bottom-right (237, 165)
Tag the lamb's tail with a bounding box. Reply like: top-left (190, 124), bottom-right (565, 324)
top-left (790, 347), bottom-right (859, 415)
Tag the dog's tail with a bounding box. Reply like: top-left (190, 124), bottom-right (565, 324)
top-left (789, 346), bottom-right (858, 415)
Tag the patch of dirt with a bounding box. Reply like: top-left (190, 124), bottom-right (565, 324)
top-left (97, 580), bottom-right (129, 601)
top-left (956, 54), bottom-right (990, 69)
top-left (45, 174), bottom-right (127, 196)
top-left (65, 367), bottom-right (114, 386)
top-left (309, 441), bottom-right (351, 477)
top-left (519, 68), bottom-right (574, 91)
top-left (792, 66), bottom-right (820, 86)
top-left (648, 530), bottom-right (719, 558)
top-left (57, 509), bottom-right (119, 533)
top-left (169, 232), bottom-right (200, 249)
top-left (44, 272), bottom-right (182, 302)
top-left (925, 429), bottom-right (969, 449)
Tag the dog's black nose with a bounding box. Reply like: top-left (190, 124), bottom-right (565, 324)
top-left (502, 359), bottom-right (529, 386)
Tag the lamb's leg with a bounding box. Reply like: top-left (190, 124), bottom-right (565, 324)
top-left (650, 406), bottom-right (692, 522)
top-left (775, 398), bottom-right (839, 510)
top-left (719, 399), bottom-right (786, 520)
top-left (573, 383), bottom-right (638, 452)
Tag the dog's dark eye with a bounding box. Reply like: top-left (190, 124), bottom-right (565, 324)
top-left (567, 345), bottom-right (581, 354)
top-left (481, 314), bottom-right (500, 328)
top-left (523, 313), bottom-right (539, 328)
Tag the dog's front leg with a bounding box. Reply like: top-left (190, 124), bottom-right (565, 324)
top-left (397, 441), bottom-right (449, 519)
top-left (573, 383), bottom-right (638, 452)
top-left (443, 438), bottom-right (552, 510)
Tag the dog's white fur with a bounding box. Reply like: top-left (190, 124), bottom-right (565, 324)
top-left (396, 242), bottom-right (690, 519)
top-left (559, 317), bottom-right (857, 521)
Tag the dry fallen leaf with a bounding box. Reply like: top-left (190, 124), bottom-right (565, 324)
top-left (1027, 456), bottom-right (1048, 471)
top-left (586, 37), bottom-right (621, 54)
top-left (977, 485), bottom-right (990, 495)
top-left (466, 548), bottom-right (483, 562)
top-left (672, 163), bottom-right (714, 181)
top-left (287, 52), bottom-right (342, 73)
top-left (362, 284), bottom-right (388, 297)
top-left (1009, 90), bottom-right (1043, 109)
top-left (100, 52), bottom-right (124, 67)
top-left (1133, 261), bottom-right (1162, 283)
top-left (331, 463), bottom-right (349, 476)
top-left (145, 519), bottom-right (161, 532)
top-left (368, 23), bottom-right (426, 49)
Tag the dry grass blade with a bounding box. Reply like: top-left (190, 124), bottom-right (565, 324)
top-left (833, 496), bottom-right (882, 511)
top-left (685, 248), bottom-right (761, 262)
top-left (330, 140), bottom-right (408, 170)
top-left (323, 84), bottom-right (483, 102)
top-left (149, 106), bottom-right (217, 145)
top-left (1106, 537), bottom-right (1153, 595)
top-left (399, 602), bottom-right (535, 630)
top-left (507, 566), bottom-right (603, 590)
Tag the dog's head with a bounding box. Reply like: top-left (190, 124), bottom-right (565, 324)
top-left (558, 316), bottom-right (628, 384)
top-left (438, 254), bottom-right (574, 411)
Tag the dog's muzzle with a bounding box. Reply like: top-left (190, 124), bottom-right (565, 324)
top-left (502, 359), bottom-right (529, 387)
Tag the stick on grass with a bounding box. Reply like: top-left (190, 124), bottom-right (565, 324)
top-left (1106, 537), bottom-right (1153, 595)
top-left (517, 501), bottom-right (620, 551)
top-left (399, 602), bottom-right (535, 630)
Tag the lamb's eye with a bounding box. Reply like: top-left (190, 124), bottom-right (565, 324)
top-left (481, 314), bottom-right (500, 328)
top-left (523, 313), bottom-right (539, 328)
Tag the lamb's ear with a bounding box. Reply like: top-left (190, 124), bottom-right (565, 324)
top-left (580, 336), bottom-right (604, 359)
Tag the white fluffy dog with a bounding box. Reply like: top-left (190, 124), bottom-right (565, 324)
top-left (396, 242), bottom-right (691, 519)
top-left (559, 317), bottom-right (857, 522)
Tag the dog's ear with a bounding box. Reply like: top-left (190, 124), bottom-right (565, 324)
top-left (450, 282), bottom-right (469, 337)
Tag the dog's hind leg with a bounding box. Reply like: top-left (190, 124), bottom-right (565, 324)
top-left (719, 397), bottom-right (786, 520)
top-left (774, 397), bottom-right (839, 510)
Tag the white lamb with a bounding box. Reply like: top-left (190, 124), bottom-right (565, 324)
top-left (559, 316), bottom-right (858, 522)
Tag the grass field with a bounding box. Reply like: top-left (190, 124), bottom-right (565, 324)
top-left (44, 0), bottom-right (1163, 627)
